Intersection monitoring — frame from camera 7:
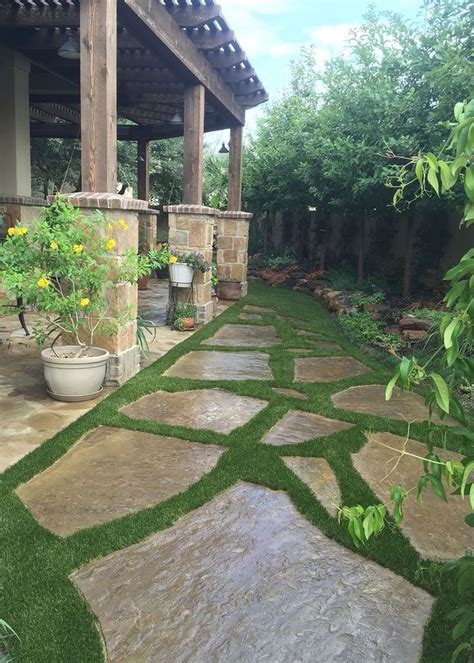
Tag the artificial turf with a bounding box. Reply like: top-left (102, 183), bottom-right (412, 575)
top-left (1, 280), bottom-right (466, 662)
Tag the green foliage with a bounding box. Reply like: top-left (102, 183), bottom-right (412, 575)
top-left (136, 316), bottom-right (157, 356)
top-left (172, 302), bottom-right (197, 331)
top-left (0, 618), bottom-right (19, 662)
top-left (338, 312), bottom-right (402, 353)
top-left (0, 196), bottom-right (168, 350)
top-left (203, 152), bottom-right (228, 209)
top-left (349, 291), bottom-right (385, 308)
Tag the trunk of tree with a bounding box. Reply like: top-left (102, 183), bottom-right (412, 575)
top-left (263, 212), bottom-right (268, 255)
top-left (357, 214), bottom-right (366, 282)
top-left (403, 212), bottom-right (419, 299)
top-left (319, 214), bottom-right (329, 274)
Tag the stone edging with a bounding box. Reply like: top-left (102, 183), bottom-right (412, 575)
top-left (164, 205), bottom-right (252, 220)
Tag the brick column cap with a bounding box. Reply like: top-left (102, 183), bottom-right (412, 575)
top-left (219, 210), bottom-right (253, 220)
top-left (50, 192), bottom-right (149, 211)
top-left (164, 204), bottom-right (219, 216)
top-left (0, 194), bottom-right (46, 206)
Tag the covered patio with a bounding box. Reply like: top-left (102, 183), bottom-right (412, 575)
top-left (0, 0), bottom-right (267, 382)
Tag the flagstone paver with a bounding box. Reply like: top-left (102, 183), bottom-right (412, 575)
top-left (202, 324), bottom-right (279, 348)
top-left (243, 305), bottom-right (274, 313)
top-left (262, 410), bottom-right (353, 446)
top-left (121, 389), bottom-right (267, 433)
top-left (354, 432), bottom-right (472, 560)
top-left (283, 457), bottom-right (341, 517)
top-left (16, 426), bottom-right (224, 536)
top-left (163, 351), bottom-right (273, 380)
top-left (272, 387), bottom-right (308, 400)
top-left (72, 483), bottom-right (433, 662)
top-left (295, 356), bottom-right (370, 382)
top-left (296, 329), bottom-right (321, 338)
top-left (239, 313), bottom-right (262, 321)
top-left (332, 384), bottom-right (453, 426)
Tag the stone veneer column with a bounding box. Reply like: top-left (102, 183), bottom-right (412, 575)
top-left (164, 204), bottom-right (216, 324)
top-left (216, 211), bottom-right (253, 298)
top-left (138, 210), bottom-right (158, 249)
top-left (64, 192), bottom-right (148, 385)
top-left (0, 195), bottom-right (46, 236)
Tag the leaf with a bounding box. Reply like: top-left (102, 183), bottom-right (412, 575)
top-left (465, 513), bottom-right (474, 527)
top-left (430, 373), bottom-right (450, 413)
top-left (451, 642), bottom-right (471, 663)
top-left (426, 474), bottom-right (448, 502)
top-left (415, 159), bottom-right (424, 186)
top-left (385, 368), bottom-right (400, 401)
top-left (452, 610), bottom-right (474, 641)
top-left (427, 166), bottom-right (439, 195)
top-left (464, 164), bottom-right (474, 203)
top-left (454, 101), bottom-right (464, 122)
top-left (443, 318), bottom-right (458, 349)
top-left (426, 152), bottom-right (439, 172)
top-left (461, 461), bottom-right (474, 497)
top-left (438, 160), bottom-right (453, 192)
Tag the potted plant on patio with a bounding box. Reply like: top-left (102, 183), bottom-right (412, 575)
top-left (0, 195), bottom-right (165, 401)
top-left (168, 250), bottom-right (210, 288)
top-left (172, 302), bottom-right (197, 331)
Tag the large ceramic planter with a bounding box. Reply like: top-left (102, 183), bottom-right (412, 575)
top-left (41, 345), bottom-right (109, 402)
top-left (217, 280), bottom-right (241, 300)
top-left (169, 262), bottom-right (194, 288)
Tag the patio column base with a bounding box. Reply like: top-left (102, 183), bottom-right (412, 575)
top-left (164, 204), bottom-right (216, 325)
top-left (0, 195), bottom-right (46, 232)
top-left (216, 210), bottom-right (253, 299)
top-left (60, 192), bottom-right (148, 384)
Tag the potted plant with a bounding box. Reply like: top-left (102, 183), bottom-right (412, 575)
top-left (168, 250), bottom-right (210, 288)
top-left (0, 195), bottom-right (165, 401)
top-left (137, 240), bottom-right (151, 290)
top-left (172, 302), bottom-right (197, 331)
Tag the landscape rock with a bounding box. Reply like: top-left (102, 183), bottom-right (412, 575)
top-left (402, 329), bottom-right (428, 342)
top-left (399, 316), bottom-right (432, 332)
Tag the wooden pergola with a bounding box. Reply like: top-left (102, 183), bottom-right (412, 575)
top-left (0, 0), bottom-right (268, 208)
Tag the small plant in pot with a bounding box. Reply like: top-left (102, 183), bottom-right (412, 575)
top-left (0, 195), bottom-right (161, 402)
top-left (137, 240), bottom-right (151, 290)
top-left (172, 302), bottom-right (197, 331)
top-left (168, 250), bottom-right (210, 288)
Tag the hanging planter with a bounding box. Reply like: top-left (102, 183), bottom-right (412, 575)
top-left (169, 262), bottom-right (195, 288)
top-left (167, 251), bottom-right (211, 288)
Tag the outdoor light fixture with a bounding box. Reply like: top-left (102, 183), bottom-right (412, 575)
top-left (170, 111), bottom-right (183, 125)
top-left (58, 35), bottom-right (80, 60)
top-left (218, 142), bottom-right (230, 154)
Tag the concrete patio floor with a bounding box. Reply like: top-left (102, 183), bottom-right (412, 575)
top-left (0, 279), bottom-right (229, 472)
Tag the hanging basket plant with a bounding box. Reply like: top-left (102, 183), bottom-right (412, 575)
top-left (168, 250), bottom-right (210, 288)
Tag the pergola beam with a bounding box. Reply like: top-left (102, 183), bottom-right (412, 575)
top-left (118, 0), bottom-right (245, 126)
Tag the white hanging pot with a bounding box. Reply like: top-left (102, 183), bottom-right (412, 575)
top-left (41, 345), bottom-right (109, 402)
top-left (169, 262), bottom-right (194, 288)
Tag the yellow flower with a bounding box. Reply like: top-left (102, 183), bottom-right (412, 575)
top-left (80, 297), bottom-right (90, 308)
top-left (105, 238), bottom-right (116, 251)
top-left (117, 219), bottom-right (128, 230)
top-left (72, 244), bottom-right (83, 254)
top-left (37, 277), bottom-right (50, 288)
top-left (7, 226), bottom-right (28, 237)
top-left (168, 255), bottom-right (178, 264)
top-left (50, 240), bottom-right (59, 250)
top-left (107, 223), bottom-right (113, 231)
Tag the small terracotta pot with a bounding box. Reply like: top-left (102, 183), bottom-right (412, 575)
top-left (137, 274), bottom-right (149, 290)
top-left (181, 317), bottom-right (196, 330)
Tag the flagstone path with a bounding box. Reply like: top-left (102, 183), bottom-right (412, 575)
top-left (10, 304), bottom-right (469, 661)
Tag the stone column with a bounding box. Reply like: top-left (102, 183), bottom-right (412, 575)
top-left (64, 192), bottom-right (148, 385)
top-left (164, 204), bottom-right (216, 324)
top-left (138, 209), bottom-right (157, 249)
top-left (216, 211), bottom-right (252, 298)
top-left (0, 47), bottom-right (31, 196)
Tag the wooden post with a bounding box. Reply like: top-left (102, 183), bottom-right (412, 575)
top-left (228, 125), bottom-right (243, 211)
top-left (183, 84), bottom-right (205, 205)
top-left (137, 139), bottom-right (149, 202)
top-left (80, 0), bottom-right (117, 193)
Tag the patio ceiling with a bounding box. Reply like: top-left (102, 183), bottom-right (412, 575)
top-left (0, 0), bottom-right (268, 140)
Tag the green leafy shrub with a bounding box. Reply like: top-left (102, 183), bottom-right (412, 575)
top-left (349, 290), bottom-right (385, 308)
top-left (169, 251), bottom-right (210, 272)
top-left (338, 312), bottom-right (402, 352)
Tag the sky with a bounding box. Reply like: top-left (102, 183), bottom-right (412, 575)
top-left (206, 0), bottom-right (422, 147)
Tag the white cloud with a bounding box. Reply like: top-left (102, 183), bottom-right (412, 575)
top-left (305, 23), bottom-right (358, 68)
top-left (220, 1), bottom-right (300, 59)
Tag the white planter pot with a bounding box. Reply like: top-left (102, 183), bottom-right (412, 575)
top-left (169, 262), bottom-right (194, 288)
top-left (41, 345), bottom-right (110, 402)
